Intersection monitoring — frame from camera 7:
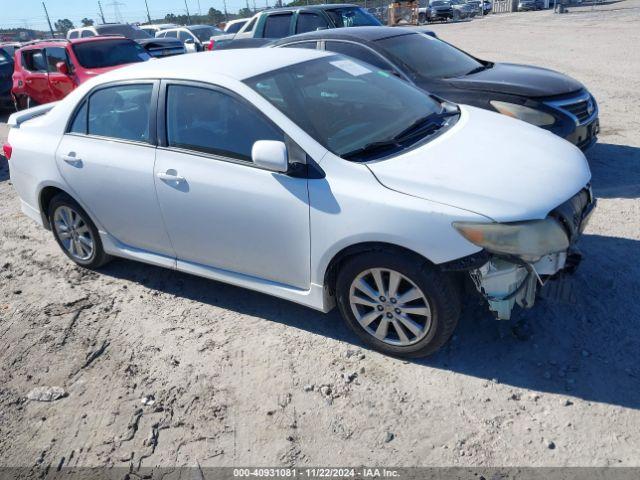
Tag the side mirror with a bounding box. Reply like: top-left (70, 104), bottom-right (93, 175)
top-left (252, 140), bottom-right (288, 173)
top-left (56, 61), bottom-right (69, 75)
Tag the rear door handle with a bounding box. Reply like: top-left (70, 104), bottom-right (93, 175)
top-left (61, 154), bottom-right (82, 165)
top-left (157, 171), bottom-right (185, 182)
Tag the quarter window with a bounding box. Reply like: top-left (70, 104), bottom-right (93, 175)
top-left (263, 14), bottom-right (293, 39)
top-left (85, 84), bottom-right (153, 143)
top-left (296, 13), bottom-right (329, 33)
top-left (325, 41), bottom-right (395, 72)
top-left (69, 101), bottom-right (88, 134)
top-left (165, 84), bottom-right (283, 162)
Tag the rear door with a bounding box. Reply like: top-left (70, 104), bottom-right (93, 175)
top-left (45, 47), bottom-right (74, 100)
top-left (55, 81), bottom-right (175, 257)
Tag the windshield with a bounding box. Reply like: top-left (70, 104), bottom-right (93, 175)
top-left (245, 56), bottom-right (447, 161)
top-left (191, 26), bottom-right (223, 41)
top-left (325, 7), bottom-right (382, 27)
top-left (95, 24), bottom-right (151, 39)
top-left (377, 33), bottom-right (483, 80)
top-left (431, 1), bottom-right (448, 5)
top-left (72, 39), bottom-right (150, 68)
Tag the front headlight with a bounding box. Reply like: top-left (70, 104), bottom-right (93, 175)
top-left (489, 100), bottom-right (556, 127)
top-left (453, 218), bottom-right (569, 260)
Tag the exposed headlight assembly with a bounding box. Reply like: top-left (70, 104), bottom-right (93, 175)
top-left (453, 218), bottom-right (569, 261)
top-left (489, 100), bottom-right (556, 127)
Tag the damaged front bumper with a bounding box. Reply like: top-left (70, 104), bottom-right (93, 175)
top-left (462, 186), bottom-right (595, 320)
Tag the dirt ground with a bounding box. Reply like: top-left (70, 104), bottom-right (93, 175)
top-left (1, 1), bottom-right (639, 472)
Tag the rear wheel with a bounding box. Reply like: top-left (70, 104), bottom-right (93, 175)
top-left (336, 250), bottom-right (461, 358)
top-left (49, 193), bottom-right (111, 269)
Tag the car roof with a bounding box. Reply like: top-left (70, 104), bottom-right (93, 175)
top-left (69, 36), bottom-right (132, 45)
top-left (263, 3), bottom-right (360, 13)
top-left (92, 48), bottom-right (334, 84)
top-left (275, 26), bottom-right (417, 44)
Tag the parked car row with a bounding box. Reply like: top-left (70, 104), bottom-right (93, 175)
top-left (4, 46), bottom-right (596, 358)
top-left (418, 0), bottom-right (492, 23)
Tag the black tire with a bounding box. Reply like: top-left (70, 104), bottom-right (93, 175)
top-left (418, 12), bottom-right (426, 23)
top-left (335, 249), bottom-right (461, 358)
top-left (48, 193), bottom-right (112, 269)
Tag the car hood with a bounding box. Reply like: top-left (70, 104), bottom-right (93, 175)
top-left (448, 62), bottom-right (584, 98)
top-left (366, 106), bottom-right (591, 222)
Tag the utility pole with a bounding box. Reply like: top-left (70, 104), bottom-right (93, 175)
top-left (222, 0), bottom-right (228, 19)
top-left (98, 0), bottom-right (106, 23)
top-left (42, 2), bottom-right (55, 37)
top-left (144, 0), bottom-right (152, 22)
top-left (184, 0), bottom-right (192, 24)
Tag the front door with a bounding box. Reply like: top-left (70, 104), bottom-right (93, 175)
top-left (56, 81), bottom-right (174, 257)
top-left (154, 82), bottom-right (311, 289)
top-left (22, 49), bottom-right (51, 104)
top-left (45, 47), bottom-right (75, 100)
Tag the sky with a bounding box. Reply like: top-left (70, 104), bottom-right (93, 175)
top-left (0, 0), bottom-right (269, 31)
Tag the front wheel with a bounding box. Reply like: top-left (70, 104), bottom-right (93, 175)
top-left (49, 193), bottom-right (112, 269)
top-left (336, 250), bottom-right (461, 358)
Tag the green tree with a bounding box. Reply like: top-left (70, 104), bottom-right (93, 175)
top-left (207, 7), bottom-right (225, 24)
top-left (81, 18), bottom-right (94, 27)
top-left (54, 18), bottom-right (74, 35)
top-left (238, 7), bottom-right (253, 17)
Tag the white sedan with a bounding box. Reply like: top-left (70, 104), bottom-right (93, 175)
top-left (5, 49), bottom-right (594, 357)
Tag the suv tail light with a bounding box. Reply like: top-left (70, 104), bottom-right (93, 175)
top-left (208, 39), bottom-right (215, 51)
top-left (2, 143), bottom-right (12, 160)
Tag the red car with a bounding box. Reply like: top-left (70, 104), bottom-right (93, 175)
top-left (12, 36), bottom-right (151, 109)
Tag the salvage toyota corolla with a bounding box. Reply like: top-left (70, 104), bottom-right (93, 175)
top-left (5, 49), bottom-right (595, 358)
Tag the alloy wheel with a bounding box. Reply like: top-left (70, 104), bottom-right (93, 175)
top-left (53, 206), bottom-right (95, 261)
top-left (349, 268), bottom-right (432, 346)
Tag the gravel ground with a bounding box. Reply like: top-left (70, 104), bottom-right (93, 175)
top-left (1, 2), bottom-right (639, 471)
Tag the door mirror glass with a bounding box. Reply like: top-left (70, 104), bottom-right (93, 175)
top-left (56, 61), bottom-right (69, 75)
top-left (252, 140), bottom-right (288, 172)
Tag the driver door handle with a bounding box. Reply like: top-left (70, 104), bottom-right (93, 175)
top-left (157, 171), bottom-right (185, 182)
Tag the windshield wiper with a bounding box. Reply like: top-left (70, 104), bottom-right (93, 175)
top-left (341, 139), bottom-right (403, 161)
top-left (392, 109), bottom-right (459, 143)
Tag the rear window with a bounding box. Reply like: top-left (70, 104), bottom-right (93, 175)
top-left (226, 20), bottom-right (247, 33)
top-left (72, 40), bottom-right (150, 68)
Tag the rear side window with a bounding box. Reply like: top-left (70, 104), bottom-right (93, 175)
top-left (69, 101), bottom-right (88, 134)
top-left (23, 49), bottom-right (47, 72)
top-left (81, 30), bottom-right (95, 38)
top-left (165, 84), bottom-right (282, 162)
top-left (165, 30), bottom-right (178, 38)
top-left (83, 84), bottom-right (153, 143)
top-left (263, 14), bottom-right (292, 39)
top-left (68, 31), bottom-right (79, 39)
top-left (296, 13), bottom-right (329, 34)
top-left (45, 47), bottom-right (68, 72)
top-left (178, 30), bottom-right (192, 42)
top-left (282, 41), bottom-right (317, 50)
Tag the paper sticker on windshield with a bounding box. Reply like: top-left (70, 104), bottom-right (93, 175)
top-left (330, 59), bottom-right (371, 77)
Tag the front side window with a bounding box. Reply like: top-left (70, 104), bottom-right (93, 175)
top-left (263, 14), bottom-right (293, 39)
top-left (165, 30), bottom-right (178, 38)
top-left (325, 41), bottom-right (395, 72)
top-left (377, 33), bottom-right (483, 80)
top-left (296, 13), bottom-right (330, 33)
top-left (45, 47), bottom-right (68, 72)
top-left (178, 30), bottom-right (193, 42)
top-left (81, 30), bottom-right (95, 38)
top-left (86, 84), bottom-right (153, 143)
top-left (246, 56), bottom-right (446, 161)
top-left (324, 7), bottom-right (382, 27)
top-left (166, 84), bottom-right (282, 162)
top-left (72, 40), bottom-right (150, 68)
